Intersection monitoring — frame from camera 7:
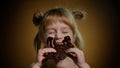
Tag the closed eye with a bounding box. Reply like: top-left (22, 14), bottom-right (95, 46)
top-left (48, 32), bottom-right (55, 34)
top-left (62, 31), bottom-right (68, 34)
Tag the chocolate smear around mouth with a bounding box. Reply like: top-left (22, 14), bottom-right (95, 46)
top-left (43, 36), bottom-right (75, 63)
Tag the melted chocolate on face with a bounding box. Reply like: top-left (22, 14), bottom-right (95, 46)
top-left (43, 36), bottom-right (74, 63)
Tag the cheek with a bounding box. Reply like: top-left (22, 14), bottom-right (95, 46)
top-left (69, 33), bottom-right (75, 43)
top-left (43, 33), bottom-right (55, 41)
top-left (71, 35), bottom-right (75, 43)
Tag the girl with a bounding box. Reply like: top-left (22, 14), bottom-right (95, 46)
top-left (32, 7), bottom-right (90, 68)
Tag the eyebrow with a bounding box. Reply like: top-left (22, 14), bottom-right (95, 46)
top-left (45, 28), bottom-right (55, 31)
top-left (61, 27), bottom-right (71, 30)
top-left (46, 26), bottom-right (71, 31)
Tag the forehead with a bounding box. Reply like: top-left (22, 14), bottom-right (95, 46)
top-left (42, 15), bottom-right (74, 33)
top-left (43, 14), bottom-right (72, 26)
top-left (45, 21), bottom-right (70, 30)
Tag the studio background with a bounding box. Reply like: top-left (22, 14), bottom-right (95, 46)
top-left (0, 0), bottom-right (119, 68)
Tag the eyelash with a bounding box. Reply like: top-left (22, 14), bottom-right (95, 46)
top-left (62, 31), bottom-right (68, 34)
top-left (47, 31), bottom-right (68, 34)
top-left (48, 32), bottom-right (55, 34)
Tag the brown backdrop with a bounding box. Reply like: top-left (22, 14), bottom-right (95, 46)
top-left (1, 0), bottom-right (119, 68)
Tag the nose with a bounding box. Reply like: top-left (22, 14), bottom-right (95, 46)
top-left (54, 32), bottom-right (62, 40)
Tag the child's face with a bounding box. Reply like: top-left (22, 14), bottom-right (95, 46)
top-left (43, 21), bottom-right (75, 44)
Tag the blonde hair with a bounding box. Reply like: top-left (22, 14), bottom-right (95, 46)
top-left (33, 7), bottom-right (84, 52)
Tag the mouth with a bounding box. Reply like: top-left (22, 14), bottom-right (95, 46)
top-left (54, 41), bottom-right (63, 45)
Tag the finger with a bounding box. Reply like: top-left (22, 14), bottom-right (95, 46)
top-left (66, 48), bottom-right (84, 56)
top-left (66, 48), bottom-right (85, 61)
top-left (38, 48), bottom-right (57, 58)
top-left (38, 48), bottom-right (56, 54)
top-left (37, 48), bottom-right (56, 63)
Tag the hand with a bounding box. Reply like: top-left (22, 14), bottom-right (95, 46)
top-left (32, 48), bottom-right (56, 68)
top-left (66, 48), bottom-right (90, 68)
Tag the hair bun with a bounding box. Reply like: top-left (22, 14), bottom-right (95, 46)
top-left (33, 11), bottom-right (43, 26)
top-left (72, 10), bottom-right (87, 20)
